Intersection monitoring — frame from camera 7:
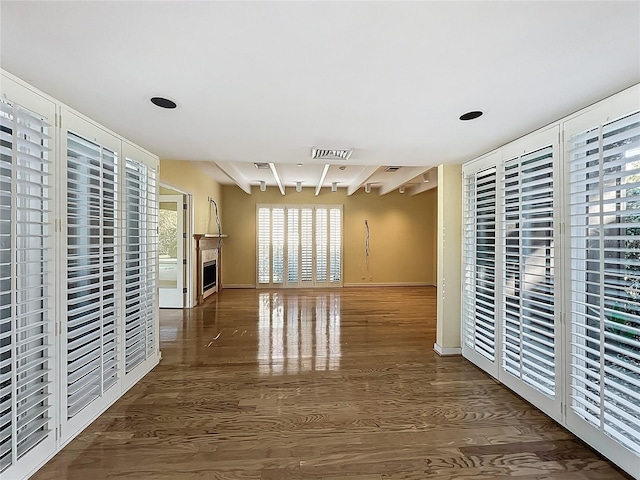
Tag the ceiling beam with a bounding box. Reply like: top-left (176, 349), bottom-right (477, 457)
top-left (347, 165), bottom-right (379, 196)
top-left (315, 163), bottom-right (330, 196)
top-left (410, 168), bottom-right (438, 195)
top-left (378, 166), bottom-right (430, 195)
top-left (269, 162), bottom-right (285, 195)
top-left (214, 161), bottom-right (252, 194)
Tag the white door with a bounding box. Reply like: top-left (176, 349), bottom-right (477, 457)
top-left (159, 195), bottom-right (185, 308)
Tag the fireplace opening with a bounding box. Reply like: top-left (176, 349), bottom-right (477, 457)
top-left (203, 260), bottom-right (217, 293)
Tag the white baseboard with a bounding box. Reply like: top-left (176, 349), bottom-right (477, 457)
top-left (343, 282), bottom-right (431, 288)
top-left (433, 343), bottom-right (462, 356)
top-left (224, 284), bottom-right (256, 289)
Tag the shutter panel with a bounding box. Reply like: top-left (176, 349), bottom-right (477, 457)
top-left (257, 207), bottom-right (270, 284)
top-left (315, 208), bottom-right (328, 283)
top-left (329, 208), bottom-right (342, 283)
top-left (124, 156), bottom-right (158, 378)
top-left (272, 208), bottom-right (284, 284)
top-left (124, 159), bottom-right (148, 373)
top-left (0, 98), bottom-right (55, 475)
top-left (462, 166), bottom-right (498, 364)
top-left (569, 110), bottom-right (640, 454)
top-left (287, 208), bottom-right (299, 284)
top-left (66, 128), bottom-right (120, 419)
top-left (301, 208), bottom-right (313, 283)
top-left (501, 146), bottom-right (556, 398)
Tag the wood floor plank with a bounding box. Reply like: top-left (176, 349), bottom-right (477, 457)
top-left (31, 287), bottom-right (632, 480)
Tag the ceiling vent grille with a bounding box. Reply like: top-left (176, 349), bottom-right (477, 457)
top-left (254, 162), bottom-right (270, 170)
top-left (384, 166), bottom-right (401, 172)
top-left (311, 148), bottom-right (353, 161)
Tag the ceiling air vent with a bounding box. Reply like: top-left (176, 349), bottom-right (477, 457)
top-left (384, 166), bottom-right (401, 172)
top-left (311, 148), bottom-right (353, 161)
top-left (254, 162), bottom-right (270, 170)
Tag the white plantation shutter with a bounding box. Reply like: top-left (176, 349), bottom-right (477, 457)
top-left (502, 145), bottom-right (557, 398)
top-left (65, 130), bottom-right (120, 419)
top-left (0, 97), bottom-right (56, 477)
top-left (272, 208), bottom-right (284, 284)
top-left (462, 166), bottom-right (498, 367)
top-left (124, 153), bottom-right (158, 380)
top-left (329, 208), bottom-right (342, 283)
top-left (316, 208), bottom-right (328, 283)
top-left (301, 208), bottom-right (313, 283)
top-left (287, 208), bottom-right (299, 284)
top-left (256, 205), bottom-right (342, 288)
top-left (257, 208), bottom-right (270, 284)
top-left (568, 110), bottom-right (640, 456)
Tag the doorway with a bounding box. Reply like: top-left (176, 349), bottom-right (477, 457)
top-left (159, 191), bottom-right (187, 308)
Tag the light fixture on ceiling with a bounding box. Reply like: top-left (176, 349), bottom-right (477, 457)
top-left (269, 163), bottom-right (285, 196)
top-left (296, 181), bottom-right (302, 192)
top-left (365, 183), bottom-right (371, 194)
top-left (150, 96), bottom-right (177, 109)
top-left (259, 181), bottom-right (266, 192)
top-left (331, 182), bottom-right (337, 193)
top-left (254, 162), bottom-right (270, 170)
top-left (339, 165), bottom-right (346, 171)
top-left (315, 164), bottom-right (330, 196)
top-left (297, 163), bottom-right (303, 167)
top-left (459, 110), bottom-right (483, 121)
top-left (399, 186), bottom-right (405, 194)
top-left (423, 172), bottom-right (430, 183)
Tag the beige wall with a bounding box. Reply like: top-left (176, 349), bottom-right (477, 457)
top-left (159, 160), bottom-right (222, 234)
top-left (221, 185), bottom-right (437, 287)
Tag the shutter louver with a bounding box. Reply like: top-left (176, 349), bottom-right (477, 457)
top-left (66, 131), bottom-right (119, 418)
top-left (569, 110), bottom-right (640, 454)
top-left (0, 100), bottom-right (53, 472)
top-left (502, 146), bottom-right (556, 397)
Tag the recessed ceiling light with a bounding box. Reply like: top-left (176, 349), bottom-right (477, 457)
top-left (339, 166), bottom-right (346, 170)
top-left (150, 97), bottom-right (177, 109)
top-left (297, 163), bottom-right (303, 167)
top-left (459, 110), bottom-right (483, 121)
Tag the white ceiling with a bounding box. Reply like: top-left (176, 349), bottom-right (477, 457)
top-left (1, 1), bottom-right (639, 195)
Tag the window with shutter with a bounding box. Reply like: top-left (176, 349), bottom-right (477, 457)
top-left (0, 99), bottom-right (54, 474)
top-left (256, 205), bottom-right (342, 288)
top-left (462, 166), bottom-right (498, 364)
top-left (66, 130), bottom-right (120, 419)
top-left (569, 110), bottom-right (640, 455)
top-left (502, 146), bottom-right (556, 398)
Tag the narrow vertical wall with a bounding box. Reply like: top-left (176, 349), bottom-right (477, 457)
top-left (435, 164), bottom-right (463, 355)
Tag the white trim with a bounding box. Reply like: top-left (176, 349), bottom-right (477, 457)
top-left (343, 282), bottom-right (432, 288)
top-left (433, 343), bottom-right (462, 356)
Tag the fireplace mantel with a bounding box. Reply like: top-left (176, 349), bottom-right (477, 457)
top-left (194, 234), bottom-right (227, 305)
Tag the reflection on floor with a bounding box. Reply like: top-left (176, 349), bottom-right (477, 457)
top-left (258, 292), bottom-right (341, 375)
top-left (32, 287), bottom-right (631, 480)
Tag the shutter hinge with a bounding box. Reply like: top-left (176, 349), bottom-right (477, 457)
top-left (183, 203), bottom-right (187, 210)
top-left (183, 232), bottom-right (187, 239)
top-left (183, 288), bottom-right (188, 294)
top-left (55, 426), bottom-right (58, 440)
top-left (183, 259), bottom-right (187, 265)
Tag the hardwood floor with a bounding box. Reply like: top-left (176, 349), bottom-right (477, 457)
top-left (32, 287), bottom-right (631, 480)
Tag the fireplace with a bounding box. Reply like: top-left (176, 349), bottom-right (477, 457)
top-left (194, 234), bottom-right (226, 305)
top-left (203, 259), bottom-right (217, 293)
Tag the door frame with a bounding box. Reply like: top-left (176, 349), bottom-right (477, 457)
top-left (159, 183), bottom-right (194, 307)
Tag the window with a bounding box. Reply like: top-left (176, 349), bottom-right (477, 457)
top-left (502, 146), bottom-right (556, 398)
top-left (462, 166), bottom-right (498, 365)
top-left (569, 110), bottom-right (640, 455)
top-left (257, 205), bottom-right (342, 287)
top-left (0, 98), bottom-right (55, 475)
